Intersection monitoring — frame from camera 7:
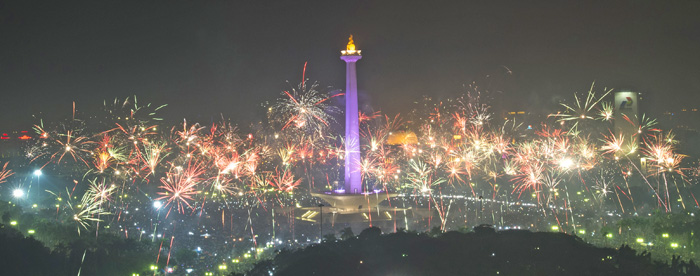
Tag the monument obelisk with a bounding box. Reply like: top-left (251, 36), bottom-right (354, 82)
top-left (341, 35), bottom-right (362, 194)
top-left (305, 36), bottom-right (397, 221)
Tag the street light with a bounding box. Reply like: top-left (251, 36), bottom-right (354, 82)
top-left (33, 169), bottom-right (42, 201)
top-left (152, 201), bottom-right (163, 242)
top-left (318, 204), bottom-right (324, 242)
top-left (12, 189), bottom-right (24, 198)
top-left (478, 195), bottom-right (484, 223)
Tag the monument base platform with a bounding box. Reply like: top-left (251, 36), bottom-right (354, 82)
top-left (295, 206), bottom-right (413, 224)
top-left (310, 191), bottom-right (398, 214)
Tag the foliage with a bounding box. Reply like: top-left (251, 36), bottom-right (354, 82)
top-left (261, 227), bottom-right (700, 276)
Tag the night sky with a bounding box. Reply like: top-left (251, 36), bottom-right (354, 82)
top-left (1, 0), bottom-right (699, 129)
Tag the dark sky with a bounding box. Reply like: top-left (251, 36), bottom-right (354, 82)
top-left (1, 0), bottom-right (699, 129)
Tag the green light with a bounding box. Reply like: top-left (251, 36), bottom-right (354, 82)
top-left (551, 225), bottom-right (559, 231)
top-left (27, 229), bottom-right (35, 234)
top-left (219, 264), bottom-right (227, 270)
top-left (662, 233), bottom-right (669, 238)
top-left (578, 229), bottom-right (586, 235)
top-left (606, 233), bottom-right (613, 238)
top-left (32, 204), bottom-right (38, 208)
top-left (636, 238), bottom-right (644, 243)
top-left (671, 243), bottom-right (679, 248)
top-left (149, 265), bottom-right (157, 271)
top-left (10, 221), bottom-right (17, 226)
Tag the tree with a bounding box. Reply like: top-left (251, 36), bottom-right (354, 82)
top-left (174, 248), bottom-right (198, 267)
top-left (339, 227), bottom-right (354, 240)
top-left (322, 233), bottom-right (337, 243)
top-left (358, 227), bottom-right (381, 240)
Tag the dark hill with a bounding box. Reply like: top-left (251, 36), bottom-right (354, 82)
top-left (245, 226), bottom-right (700, 276)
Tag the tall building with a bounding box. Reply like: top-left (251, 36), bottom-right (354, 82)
top-left (613, 91), bottom-right (641, 154)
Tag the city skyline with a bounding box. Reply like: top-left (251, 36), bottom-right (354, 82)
top-left (2, 2), bottom-right (700, 274)
top-left (2, 1), bottom-right (700, 129)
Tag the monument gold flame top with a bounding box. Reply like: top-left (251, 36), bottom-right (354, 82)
top-left (341, 35), bottom-right (361, 56)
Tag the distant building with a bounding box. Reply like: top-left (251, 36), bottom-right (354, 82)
top-left (503, 110), bottom-right (527, 122)
top-left (386, 131), bottom-right (418, 145)
top-left (613, 91), bottom-right (641, 152)
top-left (499, 110), bottom-right (537, 138)
top-left (660, 107), bottom-right (700, 131)
top-left (0, 130), bottom-right (35, 159)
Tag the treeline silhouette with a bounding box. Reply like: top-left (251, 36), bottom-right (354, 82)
top-left (0, 222), bottom-right (157, 276)
top-left (241, 225), bottom-right (700, 276)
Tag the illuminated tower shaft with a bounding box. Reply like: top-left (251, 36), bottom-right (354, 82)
top-left (341, 36), bottom-right (362, 194)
